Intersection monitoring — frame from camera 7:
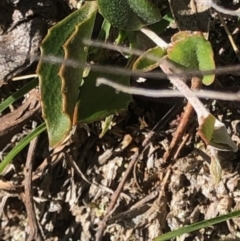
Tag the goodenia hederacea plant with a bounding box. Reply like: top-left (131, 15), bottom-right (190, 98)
top-left (96, 0), bottom-right (237, 152)
top-left (76, 71), bottom-right (131, 123)
top-left (168, 32), bottom-right (215, 85)
top-left (142, 30), bottom-right (237, 152)
top-left (98, 0), bottom-right (162, 30)
top-left (38, 2), bottom-right (132, 147)
top-left (160, 59), bottom-right (237, 152)
top-left (38, 2), bottom-right (98, 147)
top-left (97, 27), bottom-right (237, 152)
top-left (132, 46), bottom-right (166, 72)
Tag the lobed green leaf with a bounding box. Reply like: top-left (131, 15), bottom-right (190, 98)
top-left (168, 32), bottom-right (215, 85)
top-left (37, 2), bottom-right (97, 147)
top-left (133, 46), bottom-right (165, 72)
top-left (98, 0), bottom-right (161, 30)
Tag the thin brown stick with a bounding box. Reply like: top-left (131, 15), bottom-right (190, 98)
top-left (174, 131), bottom-right (191, 159)
top-left (163, 103), bottom-right (194, 162)
top-left (0, 89), bottom-right (40, 150)
top-left (218, 13), bottom-right (240, 61)
top-left (133, 103), bottom-right (182, 191)
top-left (157, 167), bottom-right (172, 202)
top-left (163, 77), bottom-right (202, 162)
top-left (24, 136), bottom-right (43, 241)
top-left (95, 106), bottom-right (175, 240)
top-left (95, 148), bottom-right (139, 241)
top-left (65, 152), bottom-right (131, 201)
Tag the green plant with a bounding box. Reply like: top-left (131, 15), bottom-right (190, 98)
top-left (1, 1), bottom-right (239, 240)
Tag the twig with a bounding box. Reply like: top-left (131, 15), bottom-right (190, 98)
top-left (3, 43), bottom-right (240, 86)
top-left (133, 103), bottom-right (183, 190)
top-left (174, 126), bottom-right (194, 159)
top-left (95, 148), bottom-right (139, 241)
top-left (65, 152), bottom-right (131, 201)
top-left (163, 103), bottom-right (194, 162)
top-left (142, 103), bottom-right (183, 147)
top-left (140, 28), bottom-right (169, 48)
top-left (156, 167), bottom-right (172, 207)
top-left (156, 49), bottom-right (236, 152)
top-left (163, 77), bottom-right (202, 162)
top-left (207, 0), bottom-right (240, 16)
top-left (24, 136), bottom-right (43, 241)
top-left (218, 13), bottom-right (240, 61)
top-left (12, 74), bottom-right (38, 81)
top-left (159, 59), bottom-right (209, 120)
top-left (95, 101), bottom-right (179, 240)
top-left (0, 89), bottom-right (40, 150)
top-left (107, 190), bottom-right (159, 225)
top-left (96, 78), bottom-right (240, 101)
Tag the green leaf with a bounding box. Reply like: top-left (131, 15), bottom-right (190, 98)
top-left (154, 209), bottom-right (240, 241)
top-left (132, 46), bottom-right (165, 72)
top-left (60, 4), bottom-right (97, 125)
top-left (0, 123), bottom-right (46, 174)
top-left (97, 19), bottom-right (111, 42)
top-left (98, 0), bottom-right (161, 30)
top-left (37, 2), bottom-right (97, 147)
top-left (198, 114), bottom-right (215, 144)
top-left (171, 31), bottom-right (192, 43)
top-left (198, 114), bottom-right (238, 152)
top-left (209, 122), bottom-right (238, 151)
top-left (76, 71), bottom-right (132, 123)
top-left (99, 115), bottom-right (114, 138)
top-left (0, 78), bottom-right (38, 113)
top-left (98, 0), bottom-right (142, 30)
top-left (168, 32), bottom-right (215, 85)
top-left (88, 19), bottom-right (112, 63)
top-left (127, 0), bottom-right (162, 23)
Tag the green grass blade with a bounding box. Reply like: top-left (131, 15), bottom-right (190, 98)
top-left (0, 78), bottom-right (38, 113)
top-left (155, 209), bottom-right (240, 241)
top-left (0, 122), bottom-right (46, 174)
top-left (98, 19), bottom-right (111, 41)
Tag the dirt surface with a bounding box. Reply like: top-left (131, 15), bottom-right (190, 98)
top-left (1, 1), bottom-right (240, 241)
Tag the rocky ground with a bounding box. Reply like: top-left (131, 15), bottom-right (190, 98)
top-left (0, 0), bottom-right (240, 241)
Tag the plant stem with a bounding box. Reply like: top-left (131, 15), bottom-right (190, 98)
top-left (140, 27), bottom-right (210, 120)
top-left (160, 58), bottom-right (209, 120)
